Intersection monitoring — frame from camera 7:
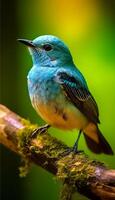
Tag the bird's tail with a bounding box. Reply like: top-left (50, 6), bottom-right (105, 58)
top-left (83, 123), bottom-right (114, 155)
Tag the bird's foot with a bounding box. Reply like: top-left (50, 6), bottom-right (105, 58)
top-left (72, 148), bottom-right (84, 154)
top-left (72, 144), bottom-right (84, 154)
top-left (60, 147), bottom-right (83, 157)
top-left (60, 147), bottom-right (73, 157)
top-left (30, 124), bottom-right (51, 139)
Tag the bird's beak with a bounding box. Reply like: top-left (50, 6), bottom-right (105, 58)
top-left (17, 39), bottom-right (35, 48)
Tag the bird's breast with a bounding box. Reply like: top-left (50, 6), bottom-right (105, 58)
top-left (27, 67), bottom-right (88, 130)
top-left (28, 80), bottom-right (88, 130)
top-left (28, 76), bottom-right (60, 104)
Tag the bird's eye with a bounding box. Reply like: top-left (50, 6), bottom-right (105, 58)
top-left (42, 44), bottom-right (52, 51)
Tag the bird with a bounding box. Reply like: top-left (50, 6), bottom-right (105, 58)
top-left (18, 35), bottom-right (113, 155)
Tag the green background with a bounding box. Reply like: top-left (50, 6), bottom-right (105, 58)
top-left (1, 0), bottom-right (115, 199)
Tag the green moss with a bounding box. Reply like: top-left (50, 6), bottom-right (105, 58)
top-left (60, 182), bottom-right (74, 200)
top-left (17, 119), bottom-right (37, 177)
top-left (57, 153), bottom-right (98, 189)
top-left (17, 119), bottom-right (37, 152)
top-left (34, 133), bottom-right (67, 159)
top-left (19, 157), bottom-right (31, 177)
top-left (16, 118), bottom-right (103, 186)
top-left (17, 119), bottom-right (66, 176)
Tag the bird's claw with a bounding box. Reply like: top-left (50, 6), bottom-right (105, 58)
top-left (30, 124), bottom-right (50, 139)
top-left (60, 147), bottom-right (83, 157)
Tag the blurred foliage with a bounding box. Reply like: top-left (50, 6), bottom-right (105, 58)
top-left (1, 0), bottom-right (115, 200)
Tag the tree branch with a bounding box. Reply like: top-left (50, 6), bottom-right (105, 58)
top-left (0, 104), bottom-right (115, 200)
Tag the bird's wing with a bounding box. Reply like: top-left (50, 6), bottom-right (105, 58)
top-left (55, 71), bottom-right (100, 124)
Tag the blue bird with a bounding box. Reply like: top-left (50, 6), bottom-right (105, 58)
top-left (18, 35), bottom-right (113, 154)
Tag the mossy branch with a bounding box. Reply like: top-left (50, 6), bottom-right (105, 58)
top-left (0, 104), bottom-right (115, 200)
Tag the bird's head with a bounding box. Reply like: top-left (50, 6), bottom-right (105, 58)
top-left (18, 35), bottom-right (73, 67)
